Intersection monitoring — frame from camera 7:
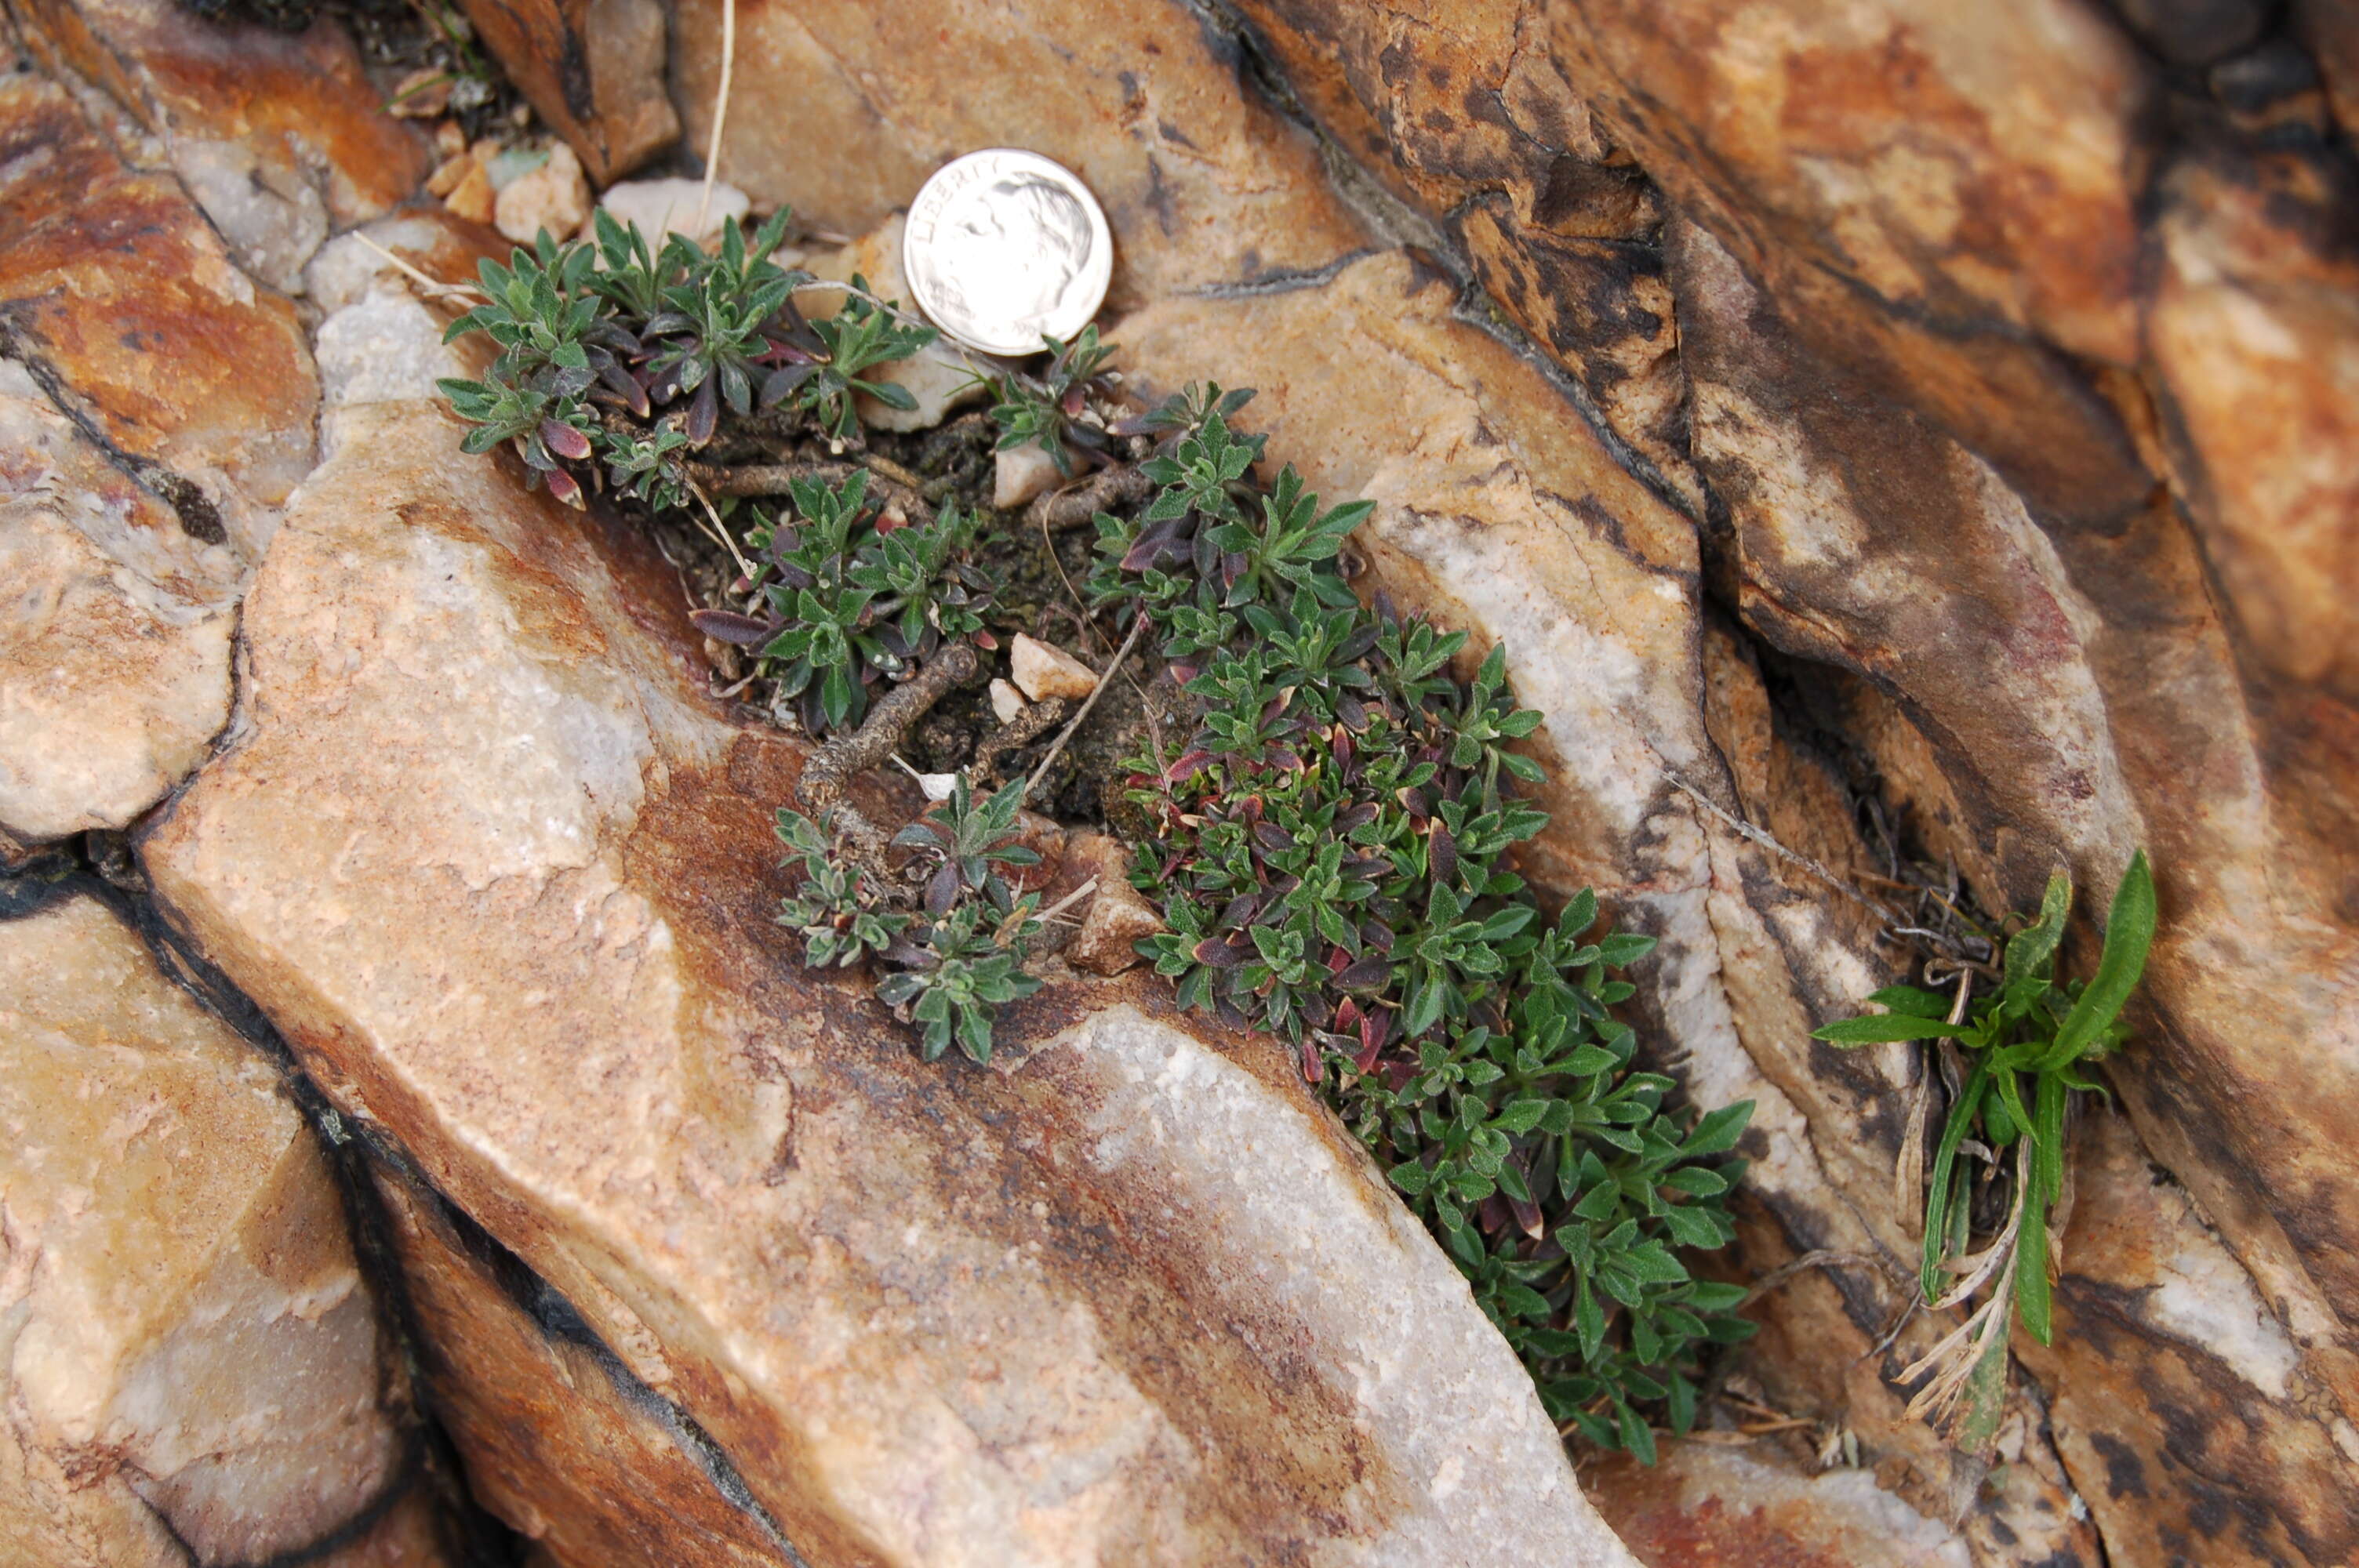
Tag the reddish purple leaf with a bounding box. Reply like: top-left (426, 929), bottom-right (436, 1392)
top-left (540, 419), bottom-right (591, 461)
top-left (1193, 936), bottom-right (1249, 969)
top-left (688, 608), bottom-right (780, 646)
top-left (1427, 821), bottom-right (1458, 887)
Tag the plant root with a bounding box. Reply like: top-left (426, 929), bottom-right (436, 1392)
top-left (1025, 462), bottom-right (1150, 534)
top-left (972, 696), bottom-right (1070, 786)
top-left (797, 643), bottom-right (980, 851)
top-left (688, 459), bottom-right (936, 525)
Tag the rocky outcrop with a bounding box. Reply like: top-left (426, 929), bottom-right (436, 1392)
top-left (0, 891), bottom-right (436, 1566)
top-left (6, 0), bottom-right (428, 292)
top-left (0, 66), bottom-right (318, 555)
top-left (5, 0), bottom-right (2354, 1561)
top-left (0, 361), bottom-right (237, 841)
top-left (667, 0), bottom-right (1374, 310)
top-left (1122, 5), bottom-right (2359, 1561)
top-left (136, 392), bottom-right (1641, 1566)
top-left (1108, 247), bottom-right (2088, 1562)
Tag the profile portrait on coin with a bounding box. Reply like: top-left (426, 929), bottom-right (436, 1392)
top-left (932, 173), bottom-right (1096, 341)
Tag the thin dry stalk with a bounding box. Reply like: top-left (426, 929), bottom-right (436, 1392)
top-left (1663, 769), bottom-right (1903, 926)
top-left (354, 232), bottom-right (485, 307)
top-left (1736, 1249), bottom-right (1899, 1309)
top-left (683, 477), bottom-right (757, 582)
top-left (695, 0), bottom-right (736, 236)
top-left (1024, 613), bottom-right (1146, 802)
top-left (1898, 969), bottom-right (1976, 1242)
top-left (1899, 1138), bottom-right (2035, 1427)
top-left (1035, 876), bottom-right (1100, 927)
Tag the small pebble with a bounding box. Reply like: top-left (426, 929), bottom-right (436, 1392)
top-left (994, 443), bottom-right (1063, 510)
top-left (442, 156), bottom-right (494, 225)
top-left (390, 67), bottom-right (452, 118)
top-left (495, 141), bottom-right (589, 245)
top-left (989, 678), bottom-right (1027, 725)
top-left (1010, 634), bottom-right (1098, 702)
top-left (598, 176), bottom-right (751, 247)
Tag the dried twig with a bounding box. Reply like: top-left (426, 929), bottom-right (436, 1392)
top-left (1024, 613), bottom-right (1145, 803)
top-left (1035, 876), bottom-right (1100, 927)
top-left (797, 644), bottom-right (979, 851)
top-left (682, 477), bottom-right (757, 582)
top-left (1664, 769), bottom-right (1902, 925)
top-left (353, 232), bottom-right (485, 307)
top-left (1736, 1249), bottom-right (1903, 1308)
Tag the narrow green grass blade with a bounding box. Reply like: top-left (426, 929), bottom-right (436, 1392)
top-left (1923, 1064), bottom-right (1988, 1300)
top-left (1954, 1323), bottom-right (2012, 1454)
top-left (2015, 1171), bottom-right (2053, 1345)
top-left (2004, 871), bottom-right (2072, 993)
top-left (2034, 1073), bottom-right (2067, 1204)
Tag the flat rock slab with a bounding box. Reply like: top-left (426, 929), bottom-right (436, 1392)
top-left (140, 397), bottom-right (1637, 1567)
top-left (0, 891), bottom-right (427, 1566)
top-left (11, 0), bottom-right (428, 291)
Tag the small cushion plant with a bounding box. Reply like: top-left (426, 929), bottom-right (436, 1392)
top-left (441, 234), bottom-right (1760, 1455)
top-left (1092, 387), bottom-right (1757, 1460)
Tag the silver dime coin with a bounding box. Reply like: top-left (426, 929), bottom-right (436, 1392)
top-left (902, 149), bottom-right (1112, 357)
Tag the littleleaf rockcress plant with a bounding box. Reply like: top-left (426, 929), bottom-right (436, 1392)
top-left (439, 264), bottom-right (1761, 1456)
top-left (1090, 385), bottom-right (1758, 1461)
top-left (437, 211), bottom-right (932, 511)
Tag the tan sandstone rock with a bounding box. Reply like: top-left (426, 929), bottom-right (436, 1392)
top-left (993, 443), bottom-right (1064, 511)
top-left (1672, 209), bottom-right (2359, 1561)
top-left (138, 396), bottom-right (1643, 1567)
top-left (372, 1163), bottom-right (792, 1568)
top-left (0, 361), bottom-right (238, 841)
top-left (2016, 1110), bottom-right (2359, 1567)
top-left (453, 0), bottom-right (679, 184)
top-left (495, 141), bottom-right (592, 246)
top-left (8, 0), bottom-right (429, 291)
top-left (0, 892), bottom-right (431, 1566)
top-left (669, 0), bottom-right (1372, 312)
top-left (1590, 1443), bottom-right (1975, 1568)
top-left (1056, 831), bottom-right (1161, 979)
top-left (0, 69), bottom-right (319, 556)
top-left (1009, 633), bottom-right (1098, 703)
